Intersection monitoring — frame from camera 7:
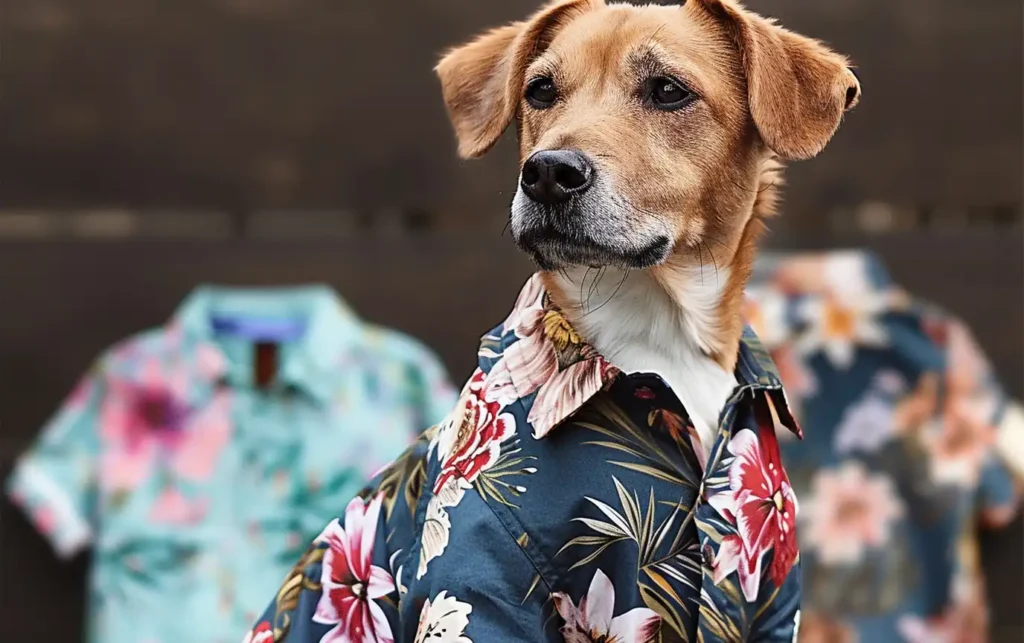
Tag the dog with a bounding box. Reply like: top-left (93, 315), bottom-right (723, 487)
top-left (437, 0), bottom-right (859, 452)
top-left (245, 1), bottom-right (860, 641)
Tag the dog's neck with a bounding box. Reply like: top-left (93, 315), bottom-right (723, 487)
top-left (541, 217), bottom-right (766, 454)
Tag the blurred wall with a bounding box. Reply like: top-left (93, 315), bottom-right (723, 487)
top-left (2, 0), bottom-right (1021, 233)
top-left (0, 0), bottom-right (1021, 641)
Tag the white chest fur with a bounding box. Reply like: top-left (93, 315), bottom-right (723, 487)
top-left (552, 268), bottom-right (737, 454)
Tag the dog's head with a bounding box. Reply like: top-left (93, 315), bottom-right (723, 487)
top-left (436, 0), bottom-right (859, 270)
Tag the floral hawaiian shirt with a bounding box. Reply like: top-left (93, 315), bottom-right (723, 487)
top-left (245, 274), bottom-right (804, 643)
top-left (7, 285), bottom-right (456, 643)
top-left (745, 251), bottom-right (1021, 643)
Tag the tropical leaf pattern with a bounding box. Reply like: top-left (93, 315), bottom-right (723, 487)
top-left (243, 274), bottom-right (803, 643)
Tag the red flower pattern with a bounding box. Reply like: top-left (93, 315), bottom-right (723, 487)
top-left (313, 494), bottom-right (395, 643)
top-left (433, 370), bottom-right (515, 494)
top-left (708, 424), bottom-right (798, 602)
top-left (243, 621), bottom-right (274, 643)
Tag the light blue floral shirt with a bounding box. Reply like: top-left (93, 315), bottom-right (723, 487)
top-left (6, 285), bottom-right (456, 643)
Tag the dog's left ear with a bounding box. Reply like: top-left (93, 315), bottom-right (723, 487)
top-left (695, 0), bottom-right (861, 160)
top-left (435, 0), bottom-right (596, 159)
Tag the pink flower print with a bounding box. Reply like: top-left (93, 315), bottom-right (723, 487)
top-left (801, 462), bottom-right (904, 565)
top-left (194, 342), bottom-right (228, 380)
top-left (708, 426), bottom-right (798, 602)
top-left (498, 273), bottom-right (546, 333)
top-left (148, 487), bottom-right (209, 525)
top-left (131, 387), bottom-right (190, 450)
top-left (170, 392), bottom-right (232, 482)
top-left (313, 494), bottom-right (395, 643)
top-left (528, 347), bottom-right (614, 437)
top-left (484, 300), bottom-right (615, 438)
top-left (552, 569), bottom-right (661, 643)
top-left (99, 357), bottom-right (232, 493)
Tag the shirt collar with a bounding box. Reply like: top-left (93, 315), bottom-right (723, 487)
top-left (477, 274), bottom-right (800, 439)
top-left (171, 284), bottom-right (362, 404)
top-left (750, 249), bottom-right (893, 294)
top-left (745, 249), bottom-right (909, 351)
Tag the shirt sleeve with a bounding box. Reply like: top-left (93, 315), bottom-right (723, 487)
top-left (6, 368), bottom-right (104, 558)
top-left (938, 318), bottom-right (1020, 526)
top-left (244, 437), bottom-right (553, 643)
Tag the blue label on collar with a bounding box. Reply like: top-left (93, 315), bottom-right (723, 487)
top-left (210, 315), bottom-right (308, 342)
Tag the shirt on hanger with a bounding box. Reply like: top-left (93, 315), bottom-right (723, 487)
top-left (244, 274), bottom-right (804, 643)
top-left (745, 250), bottom-right (1020, 643)
top-left (7, 285), bottom-right (456, 643)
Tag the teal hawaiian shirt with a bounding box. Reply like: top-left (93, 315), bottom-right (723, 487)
top-left (7, 285), bottom-right (456, 643)
top-left (746, 251), bottom-right (1020, 642)
top-left (245, 274), bottom-right (803, 643)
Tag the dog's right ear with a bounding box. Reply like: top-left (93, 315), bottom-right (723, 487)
top-left (435, 0), bottom-right (596, 159)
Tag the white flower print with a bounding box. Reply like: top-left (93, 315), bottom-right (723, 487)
top-left (388, 550), bottom-right (407, 598)
top-left (414, 591), bottom-right (474, 643)
top-left (794, 291), bottom-right (892, 369)
top-left (552, 569), bottom-right (661, 643)
top-left (744, 287), bottom-right (791, 350)
top-left (833, 394), bottom-right (897, 455)
top-left (417, 478), bottom-right (458, 579)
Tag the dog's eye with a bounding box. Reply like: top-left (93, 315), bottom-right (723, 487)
top-left (525, 77), bottom-right (558, 109)
top-left (648, 76), bottom-right (695, 110)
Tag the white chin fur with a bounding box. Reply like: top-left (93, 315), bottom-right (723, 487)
top-left (550, 266), bottom-right (736, 456)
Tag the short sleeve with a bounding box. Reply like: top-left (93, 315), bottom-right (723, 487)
top-left (937, 317), bottom-right (1021, 525)
top-left (6, 368), bottom-right (104, 558)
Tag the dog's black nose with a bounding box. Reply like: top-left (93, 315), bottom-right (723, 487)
top-left (520, 150), bottom-right (593, 205)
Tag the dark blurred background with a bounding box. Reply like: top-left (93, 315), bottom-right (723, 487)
top-left (1, 0), bottom-right (1021, 640)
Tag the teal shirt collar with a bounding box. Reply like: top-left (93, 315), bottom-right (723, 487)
top-left (171, 284), bottom-right (362, 404)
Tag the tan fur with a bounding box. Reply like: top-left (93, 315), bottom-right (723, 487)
top-left (436, 0), bottom-right (858, 370)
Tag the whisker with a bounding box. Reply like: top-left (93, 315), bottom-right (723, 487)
top-left (584, 270), bottom-right (630, 317)
top-left (696, 242), bottom-right (705, 286)
top-left (702, 239), bottom-right (720, 281)
top-left (588, 266), bottom-right (605, 302)
top-left (581, 267), bottom-right (594, 313)
top-left (702, 234), bottom-right (731, 250)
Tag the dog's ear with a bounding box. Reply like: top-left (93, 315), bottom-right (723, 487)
top-left (695, 0), bottom-right (860, 160)
top-left (435, 0), bottom-right (596, 159)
